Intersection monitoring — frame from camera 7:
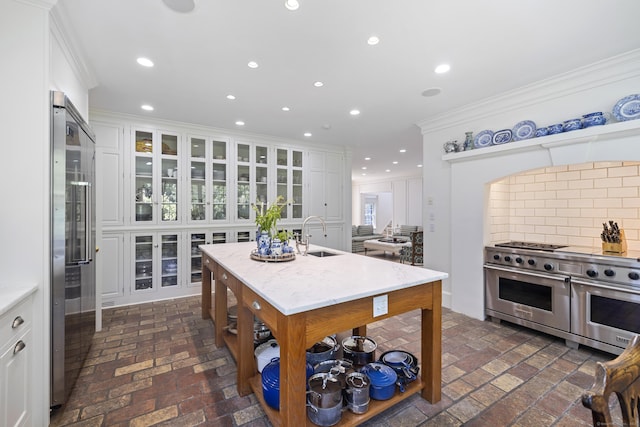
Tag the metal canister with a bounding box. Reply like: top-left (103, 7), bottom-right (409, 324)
top-left (344, 372), bottom-right (370, 414)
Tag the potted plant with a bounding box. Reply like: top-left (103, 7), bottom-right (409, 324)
top-left (252, 195), bottom-right (287, 238)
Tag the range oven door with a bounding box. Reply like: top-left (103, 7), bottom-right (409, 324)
top-left (571, 279), bottom-right (640, 350)
top-left (485, 265), bottom-right (571, 332)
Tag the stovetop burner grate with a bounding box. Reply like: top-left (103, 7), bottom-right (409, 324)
top-left (494, 241), bottom-right (568, 252)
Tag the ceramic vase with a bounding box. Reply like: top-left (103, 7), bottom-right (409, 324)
top-left (271, 238), bottom-right (282, 256)
top-left (258, 232), bottom-right (271, 256)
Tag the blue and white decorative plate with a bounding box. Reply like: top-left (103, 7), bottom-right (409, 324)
top-left (492, 129), bottom-right (512, 145)
top-left (512, 120), bottom-right (536, 141)
top-left (474, 130), bottom-right (494, 148)
top-left (612, 94), bottom-right (640, 122)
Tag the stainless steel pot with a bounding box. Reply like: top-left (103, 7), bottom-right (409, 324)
top-left (344, 372), bottom-right (370, 414)
top-left (313, 359), bottom-right (354, 389)
top-left (307, 373), bottom-right (342, 409)
top-left (306, 400), bottom-right (342, 427)
top-left (306, 336), bottom-right (339, 366)
top-left (341, 336), bottom-right (377, 366)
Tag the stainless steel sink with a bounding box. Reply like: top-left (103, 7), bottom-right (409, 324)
top-left (307, 250), bottom-right (340, 257)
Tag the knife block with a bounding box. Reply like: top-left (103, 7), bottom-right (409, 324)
top-left (602, 229), bottom-right (627, 254)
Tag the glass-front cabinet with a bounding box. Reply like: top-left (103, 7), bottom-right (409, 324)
top-left (133, 129), bottom-right (179, 224)
top-left (188, 231), bottom-right (228, 286)
top-left (276, 148), bottom-right (304, 220)
top-left (235, 142), bottom-right (268, 221)
top-left (132, 233), bottom-right (181, 293)
top-left (188, 136), bottom-right (228, 223)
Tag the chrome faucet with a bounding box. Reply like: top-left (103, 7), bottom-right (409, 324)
top-left (296, 215), bottom-right (326, 255)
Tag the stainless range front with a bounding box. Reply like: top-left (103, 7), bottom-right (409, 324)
top-left (485, 242), bottom-right (640, 354)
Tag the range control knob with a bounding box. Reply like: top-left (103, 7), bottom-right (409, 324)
top-left (504, 256), bottom-right (511, 262)
top-left (587, 269), bottom-right (598, 278)
top-left (515, 257), bottom-right (523, 264)
top-left (544, 263), bottom-right (554, 271)
top-left (527, 259), bottom-right (536, 266)
top-left (604, 269), bottom-right (615, 277)
top-left (629, 272), bottom-right (640, 281)
top-left (493, 254), bottom-right (500, 260)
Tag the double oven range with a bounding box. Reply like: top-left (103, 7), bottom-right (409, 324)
top-left (485, 241), bottom-right (640, 355)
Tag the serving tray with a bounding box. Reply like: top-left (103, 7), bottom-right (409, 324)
top-left (250, 249), bottom-right (296, 262)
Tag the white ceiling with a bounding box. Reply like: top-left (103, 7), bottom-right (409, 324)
top-left (56, 0), bottom-right (640, 182)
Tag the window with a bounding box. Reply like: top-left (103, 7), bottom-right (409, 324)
top-left (364, 200), bottom-right (376, 226)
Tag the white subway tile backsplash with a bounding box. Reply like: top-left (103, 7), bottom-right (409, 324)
top-left (594, 177), bottom-right (623, 188)
top-left (488, 162), bottom-right (639, 249)
top-left (608, 165), bottom-right (638, 177)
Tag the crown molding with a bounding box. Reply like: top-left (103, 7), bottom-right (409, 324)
top-left (49, 2), bottom-right (98, 89)
top-left (417, 49), bottom-right (640, 134)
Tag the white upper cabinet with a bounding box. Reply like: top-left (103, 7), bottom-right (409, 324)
top-left (309, 151), bottom-right (343, 222)
top-left (275, 147), bottom-right (304, 221)
top-left (187, 135), bottom-right (229, 224)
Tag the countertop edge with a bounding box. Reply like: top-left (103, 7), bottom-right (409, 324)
top-left (0, 283), bottom-right (38, 317)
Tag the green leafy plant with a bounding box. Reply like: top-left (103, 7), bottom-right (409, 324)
top-left (252, 195), bottom-right (287, 238)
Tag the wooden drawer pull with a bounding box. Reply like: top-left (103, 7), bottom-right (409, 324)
top-left (252, 301), bottom-right (261, 310)
top-left (13, 340), bottom-right (26, 355)
top-left (12, 316), bottom-right (24, 329)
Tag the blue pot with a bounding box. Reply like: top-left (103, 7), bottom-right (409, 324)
top-left (360, 362), bottom-right (397, 401)
top-left (261, 357), bottom-right (314, 410)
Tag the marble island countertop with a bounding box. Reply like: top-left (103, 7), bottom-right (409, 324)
top-left (200, 241), bottom-right (448, 316)
top-left (0, 282), bottom-right (38, 316)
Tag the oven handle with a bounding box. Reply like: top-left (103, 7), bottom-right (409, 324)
top-left (484, 264), bottom-right (569, 283)
top-left (570, 278), bottom-right (640, 296)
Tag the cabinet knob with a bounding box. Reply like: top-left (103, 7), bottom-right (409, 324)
top-left (13, 340), bottom-right (26, 355)
top-left (252, 301), bottom-right (261, 310)
top-left (12, 316), bottom-right (24, 329)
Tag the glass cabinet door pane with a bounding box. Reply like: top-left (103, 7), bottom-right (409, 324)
top-left (161, 234), bottom-right (178, 287)
top-left (190, 137), bottom-right (206, 221)
top-left (237, 144), bottom-right (250, 163)
top-left (292, 150), bottom-right (303, 167)
top-left (161, 158), bottom-right (178, 221)
top-left (212, 140), bottom-right (226, 160)
top-left (161, 134), bottom-right (178, 156)
top-left (135, 130), bottom-right (153, 153)
top-left (190, 233), bottom-right (205, 284)
top-left (237, 164), bottom-right (250, 219)
top-left (134, 235), bottom-right (153, 290)
top-left (256, 145), bottom-right (268, 208)
top-left (190, 137), bottom-right (205, 158)
top-left (292, 169), bottom-right (303, 219)
top-left (277, 148), bottom-right (287, 166)
top-left (134, 156), bottom-right (153, 222)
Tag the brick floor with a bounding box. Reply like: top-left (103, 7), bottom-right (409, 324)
top-left (50, 252), bottom-right (616, 426)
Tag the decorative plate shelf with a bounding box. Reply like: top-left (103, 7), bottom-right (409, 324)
top-left (442, 119), bottom-right (640, 163)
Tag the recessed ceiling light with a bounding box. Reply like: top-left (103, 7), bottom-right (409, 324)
top-left (284, 0), bottom-right (299, 11)
top-left (392, 161), bottom-right (398, 164)
top-left (314, 81), bottom-right (324, 87)
top-left (367, 36), bottom-right (379, 45)
top-left (361, 173), bottom-right (367, 176)
top-left (385, 169), bottom-right (391, 173)
top-left (235, 121), bottom-right (245, 126)
top-left (350, 109), bottom-right (360, 116)
top-left (226, 94), bottom-right (236, 100)
top-left (322, 124), bottom-right (332, 130)
top-left (304, 132), bottom-right (312, 137)
top-left (282, 107), bottom-right (290, 111)
top-left (422, 87), bottom-right (442, 97)
top-left (364, 157), bottom-right (371, 161)
top-left (361, 167), bottom-right (367, 170)
top-left (399, 149), bottom-right (406, 153)
top-left (435, 63), bottom-right (450, 74)
top-left (141, 104), bottom-right (154, 111)
top-left (136, 57), bottom-right (154, 67)
top-left (417, 164), bottom-right (423, 168)
top-left (248, 61), bottom-right (259, 69)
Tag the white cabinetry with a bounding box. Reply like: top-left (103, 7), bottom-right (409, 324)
top-left (306, 224), bottom-right (344, 251)
top-left (309, 151), bottom-right (343, 221)
top-left (275, 147), bottom-right (304, 220)
top-left (100, 233), bottom-right (124, 301)
top-left (187, 135), bottom-right (229, 223)
top-left (0, 294), bottom-right (33, 427)
top-left (94, 122), bottom-right (124, 226)
top-left (132, 232), bottom-right (182, 293)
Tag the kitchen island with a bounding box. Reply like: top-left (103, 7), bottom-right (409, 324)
top-left (201, 241), bottom-right (447, 426)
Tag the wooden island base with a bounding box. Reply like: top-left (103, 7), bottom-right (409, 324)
top-left (201, 242), bottom-right (445, 426)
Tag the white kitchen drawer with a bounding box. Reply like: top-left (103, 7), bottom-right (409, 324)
top-left (0, 295), bottom-right (33, 346)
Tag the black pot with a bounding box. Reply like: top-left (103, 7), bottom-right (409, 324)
top-left (341, 336), bottom-right (376, 366)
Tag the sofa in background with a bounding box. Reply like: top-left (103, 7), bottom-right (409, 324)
top-left (351, 224), bottom-right (384, 253)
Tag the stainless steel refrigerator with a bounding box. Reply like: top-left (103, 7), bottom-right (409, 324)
top-left (50, 91), bottom-right (96, 408)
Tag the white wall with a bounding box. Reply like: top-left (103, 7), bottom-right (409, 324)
top-left (352, 175), bottom-right (421, 228)
top-left (0, 1), bottom-right (56, 424)
top-left (419, 49), bottom-right (640, 319)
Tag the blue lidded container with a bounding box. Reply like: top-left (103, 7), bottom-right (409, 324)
top-left (261, 357), bottom-right (314, 410)
top-left (360, 362), bottom-right (397, 401)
